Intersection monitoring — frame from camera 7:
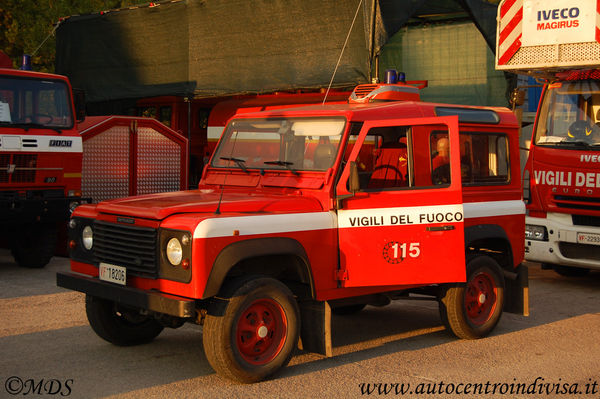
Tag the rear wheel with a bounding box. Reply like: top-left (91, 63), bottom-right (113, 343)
top-left (11, 224), bottom-right (57, 268)
top-left (439, 256), bottom-right (505, 339)
top-left (203, 277), bottom-right (299, 383)
top-left (85, 295), bottom-right (164, 346)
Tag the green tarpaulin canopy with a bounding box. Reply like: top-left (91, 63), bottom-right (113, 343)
top-left (55, 0), bottom-right (501, 103)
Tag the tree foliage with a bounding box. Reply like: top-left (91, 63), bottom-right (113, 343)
top-left (0, 0), bottom-right (140, 72)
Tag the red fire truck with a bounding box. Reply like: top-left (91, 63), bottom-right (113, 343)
top-left (1, 53), bottom-right (192, 268)
top-left (0, 58), bottom-right (86, 268)
top-left (57, 79), bottom-right (528, 383)
top-left (496, 0), bottom-right (600, 276)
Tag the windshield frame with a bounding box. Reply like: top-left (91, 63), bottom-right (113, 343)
top-left (210, 116), bottom-right (348, 173)
top-left (534, 80), bottom-right (600, 150)
top-left (0, 75), bottom-right (75, 130)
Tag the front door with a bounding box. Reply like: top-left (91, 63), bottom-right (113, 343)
top-left (336, 116), bottom-right (466, 288)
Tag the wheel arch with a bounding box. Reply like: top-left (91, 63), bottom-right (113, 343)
top-left (464, 224), bottom-right (515, 271)
top-left (202, 237), bottom-right (315, 300)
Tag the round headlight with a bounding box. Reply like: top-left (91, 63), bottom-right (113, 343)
top-left (166, 238), bottom-right (183, 265)
top-left (82, 226), bottom-right (93, 250)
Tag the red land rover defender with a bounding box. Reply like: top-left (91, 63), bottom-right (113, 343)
top-left (57, 82), bottom-right (528, 383)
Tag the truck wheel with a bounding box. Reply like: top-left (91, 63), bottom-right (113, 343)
top-left (551, 264), bottom-right (590, 277)
top-left (331, 304), bottom-right (366, 315)
top-left (85, 295), bottom-right (164, 346)
top-left (438, 256), bottom-right (505, 339)
top-left (11, 224), bottom-right (57, 268)
top-left (203, 277), bottom-right (300, 383)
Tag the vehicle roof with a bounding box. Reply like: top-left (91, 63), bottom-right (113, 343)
top-left (230, 100), bottom-right (519, 127)
top-left (0, 67), bottom-right (72, 82)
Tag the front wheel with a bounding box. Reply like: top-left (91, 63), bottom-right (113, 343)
top-left (85, 295), bottom-right (164, 346)
top-left (203, 277), bottom-right (300, 383)
top-left (439, 256), bottom-right (505, 339)
top-left (11, 224), bottom-right (57, 268)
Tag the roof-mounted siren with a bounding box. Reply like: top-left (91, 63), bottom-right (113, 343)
top-left (21, 55), bottom-right (32, 71)
top-left (349, 70), bottom-right (428, 103)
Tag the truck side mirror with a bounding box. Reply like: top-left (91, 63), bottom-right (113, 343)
top-left (349, 161), bottom-right (360, 193)
top-left (73, 88), bottom-right (86, 123)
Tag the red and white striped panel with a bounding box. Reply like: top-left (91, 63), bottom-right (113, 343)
top-left (597, 0), bottom-right (600, 44)
top-left (497, 0), bottom-right (523, 66)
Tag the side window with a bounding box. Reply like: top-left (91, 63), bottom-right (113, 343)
top-left (354, 126), bottom-right (410, 190)
top-left (431, 131), bottom-right (510, 185)
top-left (470, 133), bottom-right (510, 184)
top-left (430, 132), bottom-right (451, 185)
top-left (197, 108), bottom-right (210, 129)
top-left (140, 106), bottom-right (156, 119)
top-left (159, 106), bottom-right (172, 126)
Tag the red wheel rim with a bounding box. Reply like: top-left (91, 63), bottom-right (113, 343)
top-left (235, 298), bottom-right (287, 365)
top-left (464, 271), bottom-right (497, 326)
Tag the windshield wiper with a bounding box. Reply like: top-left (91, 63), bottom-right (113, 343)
top-left (263, 160), bottom-right (299, 175)
top-left (220, 157), bottom-right (248, 173)
top-left (555, 140), bottom-right (592, 148)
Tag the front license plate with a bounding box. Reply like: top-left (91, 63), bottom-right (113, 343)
top-left (577, 232), bottom-right (600, 246)
top-left (99, 263), bottom-right (127, 285)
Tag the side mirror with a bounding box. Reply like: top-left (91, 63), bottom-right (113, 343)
top-left (72, 88), bottom-right (86, 123)
top-left (349, 161), bottom-right (360, 193)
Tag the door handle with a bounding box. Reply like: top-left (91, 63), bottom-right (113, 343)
top-left (427, 225), bottom-right (455, 232)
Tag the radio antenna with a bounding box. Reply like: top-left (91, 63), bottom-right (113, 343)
top-left (322, 0), bottom-right (363, 105)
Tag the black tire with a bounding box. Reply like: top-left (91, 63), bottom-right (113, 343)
top-left (331, 304), bottom-right (366, 315)
top-left (11, 224), bottom-right (57, 268)
top-left (203, 277), bottom-right (300, 383)
top-left (552, 265), bottom-right (590, 277)
top-left (439, 256), bottom-right (505, 339)
top-left (85, 295), bottom-right (164, 346)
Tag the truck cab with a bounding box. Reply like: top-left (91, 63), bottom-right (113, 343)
top-left (57, 82), bottom-right (527, 383)
top-left (525, 72), bottom-right (600, 275)
top-left (0, 66), bottom-right (85, 267)
top-left (495, 0), bottom-right (600, 276)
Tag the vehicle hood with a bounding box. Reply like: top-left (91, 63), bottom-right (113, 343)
top-left (94, 188), bottom-right (324, 220)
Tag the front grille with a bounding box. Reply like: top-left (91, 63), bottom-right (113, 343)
top-left (572, 214), bottom-right (600, 227)
top-left (0, 154), bottom-right (9, 183)
top-left (559, 242), bottom-right (600, 262)
top-left (554, 195), bottom-right (600, 212)
top-left (93, 220), bottom-right (158, 278)
top-left (0, 154), bottom-right (37, 183)
top-left (12, 154), bottom-right (36, 183)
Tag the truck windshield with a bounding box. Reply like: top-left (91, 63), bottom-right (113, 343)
top-left (0, 76), bottom-right (73, 129)
top-left (211, 117), bottom-right (346, 172)
top-left (535, 80), bottom-right (600, 149)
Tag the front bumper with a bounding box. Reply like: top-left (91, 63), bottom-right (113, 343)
top-left (525, 213), bottom-right (600, 270)
top-left (56, 272), bottom-right (196, 318)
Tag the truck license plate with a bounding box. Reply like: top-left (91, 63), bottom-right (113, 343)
top-left (577, 232), bottom-right (600, 246)
top-left (99, 263), bottom-right (127, 285)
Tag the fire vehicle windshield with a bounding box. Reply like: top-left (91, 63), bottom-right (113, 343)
top-left (535, 80), bottom-right (600, 149)
top-left (0, 76), bottom-right (73, 129)
top-left (211, 117), bottom-right (346, 172)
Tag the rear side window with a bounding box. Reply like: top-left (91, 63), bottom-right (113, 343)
top-left (430, 131), bottom-right (510, 185)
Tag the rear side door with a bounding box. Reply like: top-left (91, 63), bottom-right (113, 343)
top-left (335, 116), bottom-right (466, 288)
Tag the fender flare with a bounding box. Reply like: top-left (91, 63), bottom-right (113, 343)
top-left (464, 224), bottom-right (514, 267)
top-left (202, 237), bottom-right (314, 299)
